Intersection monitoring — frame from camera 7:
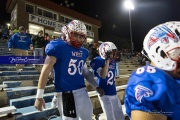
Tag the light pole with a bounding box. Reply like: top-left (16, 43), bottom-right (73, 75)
top-left (124, 0), bottom-right (134, 53)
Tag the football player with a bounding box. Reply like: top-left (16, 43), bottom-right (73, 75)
top-left (125, 21), bottom-right (180, 120)
top-left (34, 20), bottom-right (104, 120)
top-left (90, 42), bottom-right (124, 120)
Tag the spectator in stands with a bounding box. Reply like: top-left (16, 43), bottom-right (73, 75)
top-left (44, 33), bottom-right (51, 47)
top-left (125, 21), bottom-right (180, 120)
top-left (90, 42), bottom-right (124, 120)
top-left (89, 43), bottom-right (99, 60)
top-left (137, 52), bottom-right (143, 65)
top-left (32, 30), bottom-right (45, 62)
top-left (13, 26), bottom-right (19, 34)
top-left (8, 26), bottom-right (33, 74)
top-left (9, 26), bottom-right (14, 39)
top-left (34, 20), bottom-right (104, 120)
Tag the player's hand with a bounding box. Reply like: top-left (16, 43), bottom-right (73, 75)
top-left (30, 46), bottom-right (34, 51)
top-left (96, 87), bottom-right (104, 97)
top-left (34, 98), bottom-right (46, 111)
top-left (9, 48), bottom-right (12, 51)
top-left (105, 50), bottom-right (112, 60)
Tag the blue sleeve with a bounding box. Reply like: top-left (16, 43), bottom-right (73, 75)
top-left (175, 78), bottom-right (180, 85)
top-left (45, 43), bottom-right (57, 57)
top-left (8, 35), bottom-right (15, 48)
top-left (125, 67), bottom-right (180, 119)
top-left (90, 57), bottom-right (104, 72)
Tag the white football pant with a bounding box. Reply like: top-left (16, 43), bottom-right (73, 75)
top-left (98, 95), bottom-right (124, 120)
top-left (57, 87), bottom-right (93, 120)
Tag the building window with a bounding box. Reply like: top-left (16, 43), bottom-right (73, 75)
top-left (54, 14), bottom-right (57, 20)
top-left (59, 16), bottom-right (64, 22)
top-left (43, 10), bottom-right (53, 19)
top-left (88, 26), bottom-right (92, 31)
top-left (26, 3), bottom-right (34, 14)
top-left (37, 8), bottom-right (42, 16)
top-left (85, 24), bottom-right (92, 31)
top-left (37, 7), bottom-right (58, 21)
top-left (60, 15), bottom-right (72, 24)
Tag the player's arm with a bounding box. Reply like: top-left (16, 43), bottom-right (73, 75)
top-left (131, 110), bottom-right (167, 120)
top-left (34, 55), bottom-right (56, 111)
top-left (83, 63), bottom-right (104, 96)
top-left (97, 59), bottom-right (109, 79)
top-left (37, 56), bottom-right (56, 89)
top-left (98, 50), bottom-right (112, 79)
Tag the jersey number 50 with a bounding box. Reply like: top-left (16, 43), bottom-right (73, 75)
top-left (68, 59), bottom-right (84, 75)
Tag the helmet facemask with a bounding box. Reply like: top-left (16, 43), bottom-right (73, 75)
top-left (62, 20), bottom-right (87, 48)
top-left (67, 29), bottom-right (87, 48)
top-left (167, 47), bottom-right (180, 62)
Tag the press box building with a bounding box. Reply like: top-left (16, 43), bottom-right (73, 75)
top-left (6, 0), bottom-right (101, 43)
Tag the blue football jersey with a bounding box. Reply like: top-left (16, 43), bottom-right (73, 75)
top-left (45, 39), bottom-right (89, 92)
top-left (124, 65), bottom-right (180, 120)
top-left (90, 56), bottom-right (117, 95)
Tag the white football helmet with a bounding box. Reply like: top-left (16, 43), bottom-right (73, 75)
top-left (99, 42), bottom-right (117, 59)
top-left (143, 21), bottom-right (180, 71)
top-left (61, 20), bottom-right (87, 48)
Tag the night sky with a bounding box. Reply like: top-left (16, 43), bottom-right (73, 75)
top-left (1, 0), bottom-right (180, 51)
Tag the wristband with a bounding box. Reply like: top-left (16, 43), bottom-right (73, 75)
top-left (36, 89), bottom-right (44, 98)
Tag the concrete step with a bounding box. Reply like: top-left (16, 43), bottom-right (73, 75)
top-left (15, 102), bottom-right (58, 120)
top-left (116, 75), bottom-right (130, 85)
top-left (10, 92), bottom-right (55, 108)
top-left (120, 69), bottom-right (136, 75)
top-left (3, 81), bottom-right (22, 88)
top-left (120, 62), bottom-right (138, 65)
top-left (6, 85), bottom-right (54, 99)
top-left (4, 80), bottom-right (50, 87)
top-left (0, 106), bottom-right (16, 116)
top-left (0, 71), bottom-right (39, 76)
top-left (0, 52), bottom-right (13, 55)
top-left (0, 48), bottom-right (12, 51)
top-left (0, 46), bottom-right (8, 48)
top-left (0, 84), bottom-right (8, 89)
top-left (0, 75), bottom-right (39, 84)
top-left (120, 65), bottom-right (139, 69)
top-left (0, 66), bottom-right (35, 71)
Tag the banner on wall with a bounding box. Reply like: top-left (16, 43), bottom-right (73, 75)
top-left (29, 14), bottom-right (64, 31)
top-left (29, 14), bottom-right (94, 37)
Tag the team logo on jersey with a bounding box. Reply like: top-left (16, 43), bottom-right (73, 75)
top-left (72, 51), bottom-right (83, 57)
top-left (147, 25), bottom-right (178, 49)
top-left (135, 85), bottom-right (153, 103)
